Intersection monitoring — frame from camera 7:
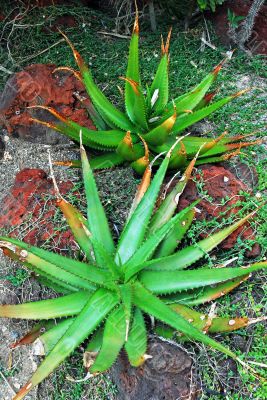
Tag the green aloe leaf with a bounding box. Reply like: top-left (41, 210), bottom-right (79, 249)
top-left (115, 152), bottom-right (170, 264)
top-left (171, 64), bottom-right (221, 114)
top-left (143, 109), bottom-right (176, 146)
top-left (156, 304), bottom-right (255, 338)
top-left (60, 34), bottom-right (134, 132)
top-left (1, 247), bottom-right (78, 293)
top-left (197, 139), bottom-right (260, 159)
top-left (133, 283), bottom-right (236, 358)
top-left (155, 207), bottom-right (195, 258)
top-left (124, 209), bottom-right (192, 275)
top-left (89, 238), bottom-right (121, 279)
top-left (123, 77), bottom-right (148, 130)
top-left (149, 29), bottom-right (171, 115)
top-left (124, 14), bottom-right (148, 129)
top-left (85, 327), bottom-right (103, 354)
top-left (90, 304), bottom-right (127, 373)
top-left (0, 237), bottom-right (112, 290)
top-left (125, 308), bottom-right (147, 367)
top-left (14, 288), bottom-right (119, 400)
top-left (140, 262), bottom-right (267, 294)
top-left (171, 91), bottom-right (246, 135)
top-left (89, 152), bottom-right (125, 169)
top-left (56, 197), bottom-right (94, 262)
top-left (85, 101), bottom-right (107, 130)
top-left (163, 275), bottom-right (250, 306)
top-left (0, 292), bottom-right (89, 319)
top-left (29, 106), bottom-right (124, 150)
top-left (35, 318), bottom-right (74, 355)
top-left (116, 131), bottom-right (143, 161)
top-left (80, 143), bottom-right (115, 256)
top-left (120, 283), bottom-right (133, 326)
top-left (144, 210), bottom-right (258, 271)
top-left (10, 321), bottom-right (57, 349)
top-left (149, 155), bottom-right (199, 233)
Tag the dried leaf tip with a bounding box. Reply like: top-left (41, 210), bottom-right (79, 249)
top-left (212, 55), bottom-right (230, 76)
top-left (0, 241), bottom-right (16, 253)
top-left (161, 27), bottom-right (172, 55)
top-left (27, 105), bottom-right (68, 124)
top-left (13, 382), bottom-right (33, 400)
top-left (53, 160), bottom-right (76, 167)
top-left (227, 139), bottom-right (262, 151)
top-left (58, 28), bottom-right (73, 49)
top-left (120, 77), bottom-right (140, 95)
top-left (167, 132), bottom-right (191, 158)
top-left (183, 109), bottom-right (193, 114)
top-left (52, 66), bottom-right (82, 82)
top-left (204, 91), bottom-right (217, 103)
top-left (218, 130), bottom-right (228, 138)
top-left (58, 29), bottom-right (85, 69)
top-left (124, 130), bottom-right (134, 148)
top-left (28, 118), bottom-right (58, 132)
top-left (223, 148), bottom-right (241, 160)
top-left (138, 134), bottom-right (149, 162)
top-left (143, 354), bottom-right (153, 360)
top-left (193, 142), bottom-right (207, 160)
top-left (133, 8), bottom-right (139, 34)
top-left (66, 371), bottom-right (94, 383)
top-left (232, 87), bottom-right (251, 98)
top-left (212, 61), bottom-right (224, 76)
top-left (79, 129), bottom-right (86, 152)
top-left (48, 150), bottom-right (62, 200)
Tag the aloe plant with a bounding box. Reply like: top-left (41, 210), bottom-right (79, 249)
top-left (28, 14), bottom-right (259, 174)
top-left (0, 140), bottom-right (266, 399)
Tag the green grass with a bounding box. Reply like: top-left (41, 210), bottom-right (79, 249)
top-left (0, 268), bottom-right (29, 287)
top-left (0, 2), bottom-right (266, 399)
top-left (47, 352), bottom-right (117, 400)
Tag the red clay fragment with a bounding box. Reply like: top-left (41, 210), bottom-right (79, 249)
top-left (177, 165), bottom-right (261, 257)
top-left (0, 169), bottom-right (77, 254)
top-left (0, 63), bottom-right (95, 141)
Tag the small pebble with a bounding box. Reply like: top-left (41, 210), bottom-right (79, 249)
top-left (14, 383), bottom-right (21, 389)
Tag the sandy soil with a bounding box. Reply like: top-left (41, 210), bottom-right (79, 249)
top-left (0, 131), bottom-right (79, 400)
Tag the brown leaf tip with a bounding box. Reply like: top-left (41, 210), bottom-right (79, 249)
top-left (133, 13), bottom-right (139, 34)
top-left (120, 76), bottom-right (140, 95)
top-left (138, 134), bottom-right (149, 161)
top-left (232, 88), bottom-right (251, 98)
top-left (161, 27), bottom-right (172, 55)
top-left (124, 131), bottom-right (134, 148)
top-left (73, 50), bottom-right (85, 70)
top-left (52, 66), bottom-right (82, 82)
top-left (204, 92), bottom-right (216, 103)
top-left (213, 62), bottom-right (223, 76)
top-left (13, 382), bottom-right (33, 400)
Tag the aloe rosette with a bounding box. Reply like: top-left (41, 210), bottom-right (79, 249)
top-left (28, 14), bottom-right (259, 174)
top-left (0, 140), bottom-right (266, 399)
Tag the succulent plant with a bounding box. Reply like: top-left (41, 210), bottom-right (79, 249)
top-left (0, 141), bottom-right (266, 400)
top-left (29, 14), bottom-right (259, 174)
